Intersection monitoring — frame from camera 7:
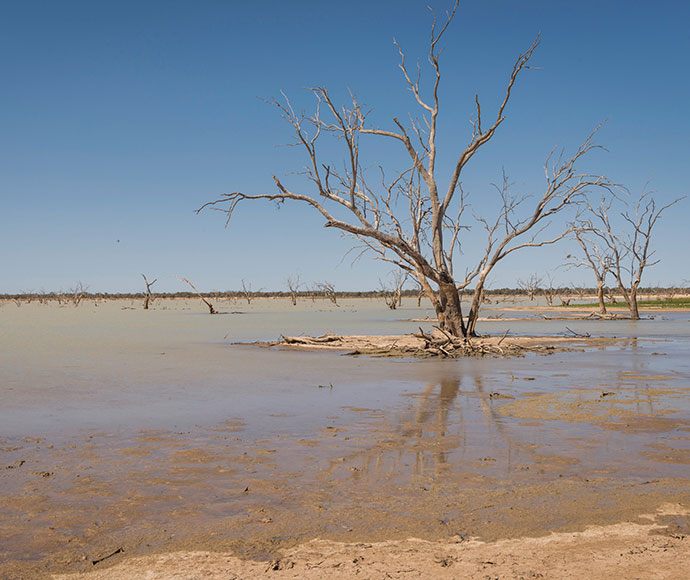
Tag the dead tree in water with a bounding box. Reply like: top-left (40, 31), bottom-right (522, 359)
top-left (541, 273), bottom-right (570, 307)
top-left (240, 279), bottom-right (256, 304)
top-left (180, 277), bottom-right (218, 314)
top-left (380, 270), bottom-right (408, 310)
top-left (566, 225), bottom-right (612, 314)
top-left (141, 274), bottom-right (157, 310)
top-left (517, 274), bottom-right (542, 302)
top-left (199, 2), bottom-right (612, 337)
top-left (316, 281), bottom-right (338, 306)
top-left (70, 282), bottom-right (88, 307)
top-left (286, 273), bottom-right (302, 306)
top-left (575, 192), bottom-right (683, 319)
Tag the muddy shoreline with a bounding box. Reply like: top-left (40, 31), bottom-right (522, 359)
top-left (3, 408), bottom-right (689, 579)
top-left (1, 300), bottom-right (689, 579)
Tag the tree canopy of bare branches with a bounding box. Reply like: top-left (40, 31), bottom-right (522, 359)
top-left (315, 281), bottom-right (338, 306)
top-left (380, 269), bottom-right (408, 310)
top-left (517, 273), bottom-right (542, 302)
top-left (286, 273), bottom-right (301, 306)
top-left (573, 191), bottom-right (683, 319)
top-left (566, 222), bottom-right (613, 314)
top-left (69, 282), bottom-right (88, 307)
top-left (199, 2), bottom-right (613, 337)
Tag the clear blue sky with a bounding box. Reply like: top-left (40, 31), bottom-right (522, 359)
top-left (2, 0), bottom-right (688, 293)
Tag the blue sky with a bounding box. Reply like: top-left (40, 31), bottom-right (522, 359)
top-left (1, 0), bottom-right (688, 293)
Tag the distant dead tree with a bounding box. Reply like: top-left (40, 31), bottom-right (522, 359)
top-left (380, 270), bottom-right (408, 310)
top-left (240, 279), bottom-right (257, 304)
top-left (180, 277), bottom-right (218, 314)
top-left (539, 273), bottom-right (570, 307)
top-left (568, 283), bottom-right (588, 303)
top-left (286, 273), bottom-right (302, 306)
top-left (517, 273), bottom-right (542, 301)
top-left (69, 282), bottom-right (88, 307)
top-left (36, 289), bottom-right (49, 305)
top-left (141, 274), bottom-right (157, 310)
top-left (576, 191), bottom-right (683, 319)
top-left (606, 287), bottom-right (617, 305)
top-left (663, 283), bottom-right (680, 301)
top-left (198, 2), bottom-right (612, 337)
top-left (307, 284), bottom-right (318, 303)
top-left (414, 280), bottom-right (425, 308)
top-left (566, 226), bottom-right (613, 314)
top-left (542, 274), bottom-right (557, 307)
top-left (316, 281), bottom-right (338, 306)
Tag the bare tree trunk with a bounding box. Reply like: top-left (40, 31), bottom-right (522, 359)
top-left (180, 278), bottom-right (218, 314)
top-left (383, 293), bottom-right (398, 310)
top-left (607, 287), bottom-right (617, 305)
top-left (626, 285), bottom-right (640, 320)
top-left (435, 281), bottom-right (467, 337)
top-left (466, 290), bottom-right (483, 337)
top-left (142, 274), bottom-right (157, 310)
top-left (597, 282), bottom-right (607, 314)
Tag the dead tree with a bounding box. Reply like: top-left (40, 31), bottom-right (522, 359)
top-left (198, 2), bottom-right (612, 337)
top-left (180, 277), bottom-right (218, 314)
top-left (542, 274), bottom-right (557, 307)
top-left (316, 281), bottom-right (338, 305)
top-left (380, 270), bottom-right (408, 310)
top-left (240, 279), bottom-right (256, 304)
top-left (141, 274), bottom-right (157, 310)
top-left (606, 286), bottom-right (617, 305)
top-left (517, 273), bottom-right (542, 301)
top-left (36, 289), bottom-right (49, 305)
top-left (416, 283), bottom-right (425, 308)
top-left (70, 282), bottom-right (87, 307)
top-left (566, 227), bottom-right (612, 314)
top-left (286, 273), bottom-right (302, 306)
top-left (577, 192), bottom-right (683, 319)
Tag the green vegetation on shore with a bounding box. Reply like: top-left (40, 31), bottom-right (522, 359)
top-left (570, 297), bottom-right (690, 309)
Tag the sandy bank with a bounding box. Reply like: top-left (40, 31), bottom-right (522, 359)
top-left (52, 504), bottom-right (690, 579)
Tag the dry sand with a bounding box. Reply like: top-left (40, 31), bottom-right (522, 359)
top-left (52, 504), bottom-right (690, 579)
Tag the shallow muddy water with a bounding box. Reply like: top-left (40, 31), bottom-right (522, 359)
top-left (1, 298), bottom-right (689, 577)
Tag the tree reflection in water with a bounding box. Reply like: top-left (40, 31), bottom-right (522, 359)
top-left (325, 368), bottom-right (525, 483)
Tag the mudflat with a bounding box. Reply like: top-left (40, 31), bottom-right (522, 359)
top-left (1, 298), bottom-right (689, 579)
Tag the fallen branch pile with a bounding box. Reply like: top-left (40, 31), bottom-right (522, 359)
top-left (410, 327), bottom-right (550, 358)
top-left (270, 329), bottom-right (558, 359)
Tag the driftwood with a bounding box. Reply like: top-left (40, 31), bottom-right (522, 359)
top-left (92, 547), bottom-right (124, 565)
top-left (271, 331), bottom-right (557, 359)
top-left (538, 311), bottom-right (626, 321)
top-left (565, 326), bottom-right (591, 338)
top-left (280, 334), bottom-right (341, 345)
top-left (180, 277), bottom-right (218, 314)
